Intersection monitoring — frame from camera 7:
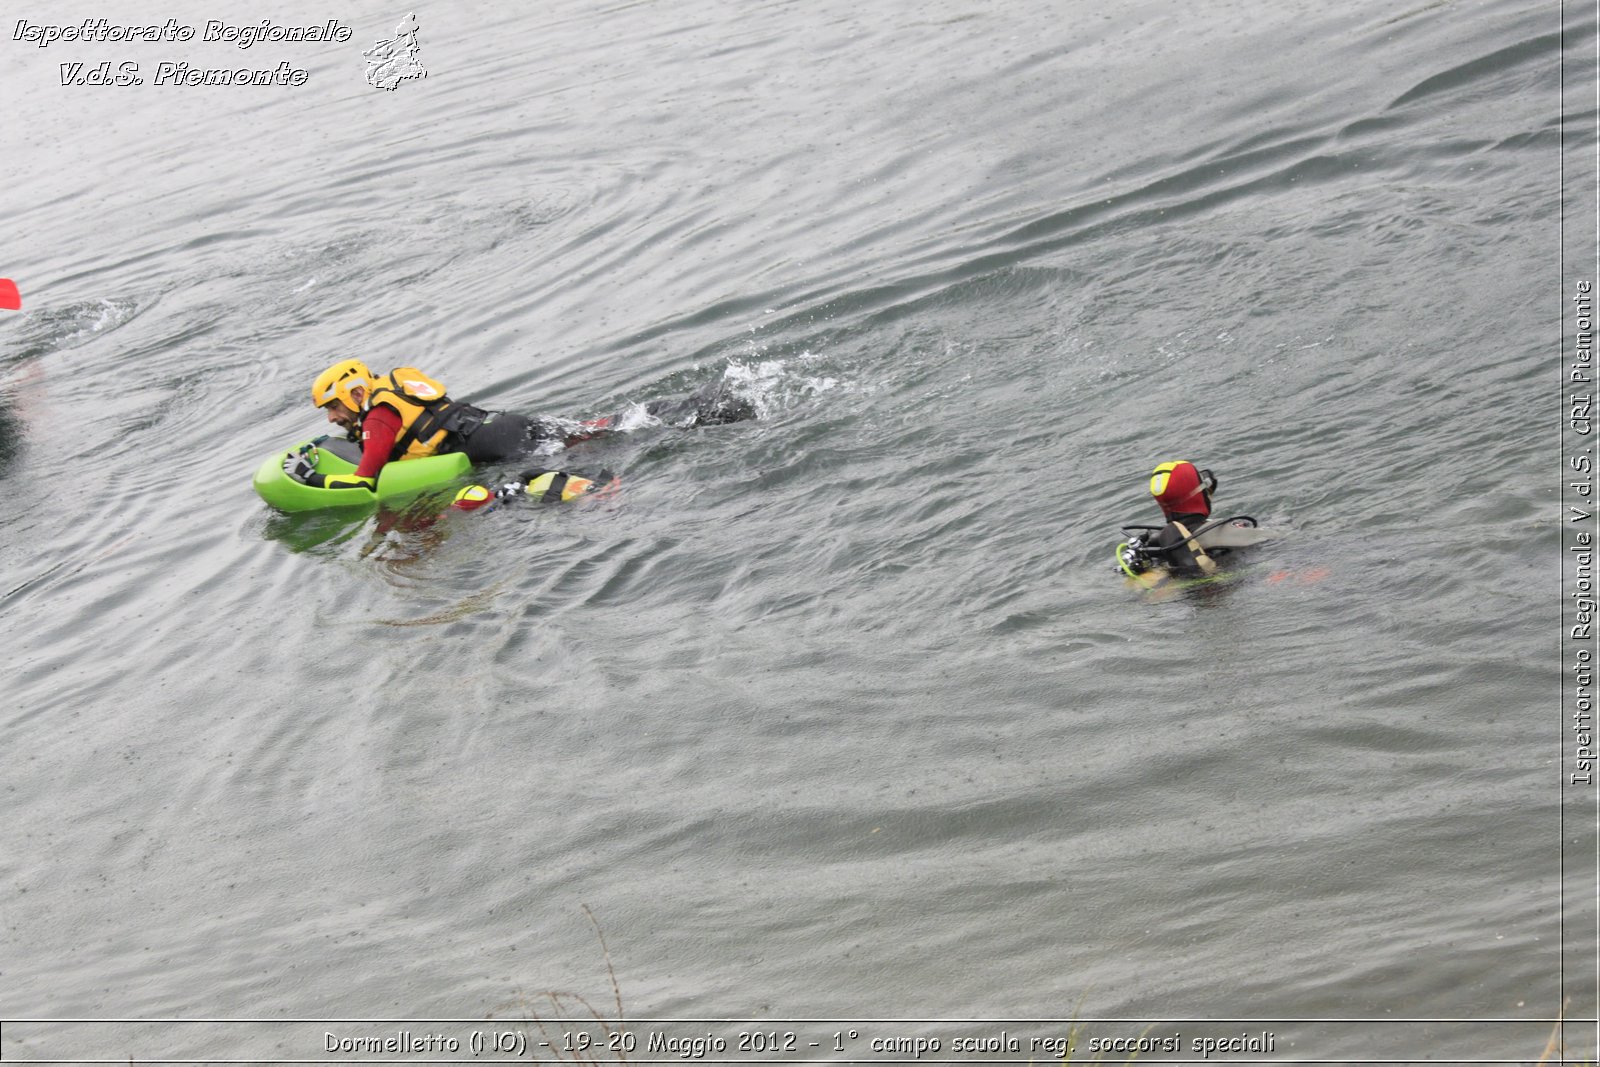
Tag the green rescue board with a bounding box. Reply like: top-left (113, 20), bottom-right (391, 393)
top-left (253, 438), bottom-right (472, 513)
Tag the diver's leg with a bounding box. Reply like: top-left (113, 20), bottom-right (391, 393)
top-left (527, 381), bottom-right (755, 452)
top-left (557, 414), bottom-right (620, 447)
top-left (647, 380), bottom-right (755, 427)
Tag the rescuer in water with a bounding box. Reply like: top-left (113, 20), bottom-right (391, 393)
top-left (1139, 460), bottom-right (1221, 577)
top-left (282, 360), bottom-right (752, 491)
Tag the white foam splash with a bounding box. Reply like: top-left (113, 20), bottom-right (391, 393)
top-left (720, 354), bottom-right (839, 420)
top-left (609, 402), bottom-right (661, 432)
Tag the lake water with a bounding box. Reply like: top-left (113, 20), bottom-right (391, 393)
top-left (1, 1), bottom-right (1595, 1063)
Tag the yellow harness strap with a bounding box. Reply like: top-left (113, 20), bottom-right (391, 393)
top-left (1171, 521), bottom-right (1217, 575)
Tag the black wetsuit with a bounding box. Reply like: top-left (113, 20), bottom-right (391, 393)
top-left (1150, 513), bottom-right (1220, 577)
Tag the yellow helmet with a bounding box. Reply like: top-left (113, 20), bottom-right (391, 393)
top-left (311, 359), bottom-right (372, 410)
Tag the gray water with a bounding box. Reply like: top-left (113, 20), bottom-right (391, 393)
top-left (1, 1), bottom-right (1593, 1063)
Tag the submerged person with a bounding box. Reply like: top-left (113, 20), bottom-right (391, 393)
top-left (282, 360), bottom-right (753, 491)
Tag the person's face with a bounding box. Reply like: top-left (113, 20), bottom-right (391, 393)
top-left (323, 399), bottom-right (360, 432)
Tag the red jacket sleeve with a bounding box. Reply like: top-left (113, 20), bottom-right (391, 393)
top-left (356, 405), bottom-right (403, 479)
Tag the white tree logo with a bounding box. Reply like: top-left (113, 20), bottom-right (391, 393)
top-left (364, 13), bottom-right (427, 91)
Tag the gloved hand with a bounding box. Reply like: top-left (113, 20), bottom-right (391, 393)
top-left (282, 449), bottom-right (318, 483)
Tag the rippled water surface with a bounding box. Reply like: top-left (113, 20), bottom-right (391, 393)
top-left (2, 0), bottom-right (1594, 1062)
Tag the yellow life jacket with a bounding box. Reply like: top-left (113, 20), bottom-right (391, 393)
top-left (365, 368), bottom-right (483, 461)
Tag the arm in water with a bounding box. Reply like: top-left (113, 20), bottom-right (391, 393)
top-left (281, 404), bottom-right (405, 491)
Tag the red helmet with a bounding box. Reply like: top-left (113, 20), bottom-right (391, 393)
top-left (1150, 461), bottom-right (1215, 520)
